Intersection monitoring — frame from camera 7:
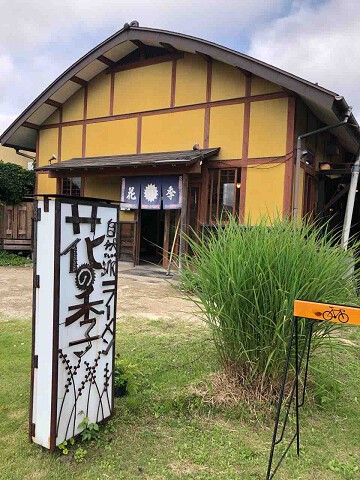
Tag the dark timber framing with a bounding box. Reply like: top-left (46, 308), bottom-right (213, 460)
top-left (37, 91), bottom-right (292, 131)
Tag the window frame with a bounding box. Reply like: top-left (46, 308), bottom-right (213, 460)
top-left (60, 177), bottom-right (83, 197)
top-left (207, 167), bottom-right (241, 223)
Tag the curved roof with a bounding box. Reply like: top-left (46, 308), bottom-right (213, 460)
top-left (1, 23), bottom-right (359, 153)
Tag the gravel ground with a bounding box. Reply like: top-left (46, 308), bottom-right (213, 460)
top-left (0, 264), bottom-right (199, 322)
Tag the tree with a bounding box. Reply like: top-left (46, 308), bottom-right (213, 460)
top-left (0, 161), bottom-right (35, 205)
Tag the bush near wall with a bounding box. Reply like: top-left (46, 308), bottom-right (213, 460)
top-left (0, 161), bottom-right (35, 205)
top-left (0, 251), bottom-right (32, 266)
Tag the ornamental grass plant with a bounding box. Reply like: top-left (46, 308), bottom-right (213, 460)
top-left (180, 216), bottom-right (359, 398)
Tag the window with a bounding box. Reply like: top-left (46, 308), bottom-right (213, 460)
top-left (61, 177), bottom-right (82, 196)
top-left (208, 168), bottom-right (241, 222)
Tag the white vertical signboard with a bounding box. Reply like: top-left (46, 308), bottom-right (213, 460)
top-left (30, 197), bottom-right (119, 450)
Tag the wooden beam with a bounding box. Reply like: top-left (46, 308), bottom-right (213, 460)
top-left (237, 66), bottom-right (252, 77)
top-left (46, 163), bottom-right (201, 178)
top-left (195, 51), bottom-right (212, 62)
top-left (130, 40), bottom-right (146, 49)
top-left (70, 76), bottom-right (88, 87)
top-left (106, 52), bottom-right (184, 74)
top-left (23, 121), bottom-right (40, 130)
top-left (323, 184), bottom-right (350, 212)
top-left (97, 55), bottom-right (116, 67)
top-left (45, 99), bottom-right (62, 109)
top-left (159, 42), bottom-right (178, 53)
top-left (179, 173), bottom-right (189, 268)
top-left (163, 210), bottom-right (171, 268)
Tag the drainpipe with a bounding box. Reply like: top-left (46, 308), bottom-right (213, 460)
top-left (15, 149), bottom-right (36, 161)
top-left (340, 148), bottom-right (360, 249)
top-left (292, 109), bottom-right (352, 220)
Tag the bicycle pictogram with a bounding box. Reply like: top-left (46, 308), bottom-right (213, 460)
top-left (322, 306), bottom-right (349, 323)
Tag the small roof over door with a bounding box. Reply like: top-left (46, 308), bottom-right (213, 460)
top-left (36, 147), bottom-right (220, 174)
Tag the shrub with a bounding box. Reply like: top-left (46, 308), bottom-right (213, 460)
top-left (180, 216), bottom-right (359, 395)
top-left (0, 251), bottom-right (32, 266)
top-left (114, 356), bottom-right (140, 397)
top-left (0, 161), bottom-right (35, 205)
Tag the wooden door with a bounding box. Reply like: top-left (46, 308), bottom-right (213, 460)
top-left (118, 220), bottom-right (138, 265)
top-left (0, 202), bottom-right (33, 250)
top-left (303, 173), bottom-right (317, 220)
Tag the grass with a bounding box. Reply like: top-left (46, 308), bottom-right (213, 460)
top-left (180, 216), bottom-right (360, 394)
top-left (0, 314), bottom-right (359, 479)
top-left (0, 251), bottom-right (32, 267)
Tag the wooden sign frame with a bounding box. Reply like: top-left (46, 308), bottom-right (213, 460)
top-left (30, 195), bottom-right (119, 451)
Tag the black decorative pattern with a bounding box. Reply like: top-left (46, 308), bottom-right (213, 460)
top-left (56, 204), bottom-right (117, 444)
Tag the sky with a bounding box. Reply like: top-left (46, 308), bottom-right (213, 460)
top-left (0, 0), bottom-right (359, 135)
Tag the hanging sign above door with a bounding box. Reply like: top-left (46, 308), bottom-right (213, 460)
top-left (121, 177), bottom-right (141, 209)
top-left (141, 177), bottom-right (162, 210)
top-left (162, 175), bottom-right (182, 210)
top-left (120, 176), bottom-right (182, 210)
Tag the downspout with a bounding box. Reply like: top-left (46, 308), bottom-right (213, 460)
top-left (292, 108), bottom-right (352, 219)
top-left (340, 148), bottom-right (360, 249)
top-left (15, 148), bottom-right (36, 161)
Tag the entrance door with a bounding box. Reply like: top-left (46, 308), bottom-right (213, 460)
top-left (118, 221), bottom-right (137, 264)
top-left (139, 210), bottom-right (165, 265)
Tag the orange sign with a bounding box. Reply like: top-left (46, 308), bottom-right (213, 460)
top-left (294, 300), bottom-right (360, 326)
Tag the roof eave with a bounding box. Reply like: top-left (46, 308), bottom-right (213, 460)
top-left (1, 25), bottom-right (359, 151)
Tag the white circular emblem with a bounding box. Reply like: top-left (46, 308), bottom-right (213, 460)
top-left (143, 183), bottom-right (158, 203)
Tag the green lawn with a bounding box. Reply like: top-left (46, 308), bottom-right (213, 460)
top-left (0, 251), bottom-right (32, 267)
top-left (0, 315), bottom-right (359, 480)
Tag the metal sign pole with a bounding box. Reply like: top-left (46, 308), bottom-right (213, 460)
top-left (266, 298), bottom-right (360, 479)
top-left (266, 317), bottom-right (315, 480)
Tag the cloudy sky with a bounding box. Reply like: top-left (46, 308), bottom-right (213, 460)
top-left (0, 0), bottom-right (359, 135)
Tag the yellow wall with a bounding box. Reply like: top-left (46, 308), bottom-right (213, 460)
top-left (35, 55), bottom-right (294, 217)
top-left (62, 88), bottom-right (84, 122)
top-left (37, 128), bottom-right (59, 193)
top-left (211, 61), bottom-right (246, 101)
top-left (85, 119), bottom-right (137, 157)
top-left (245, 163), bottom-right (285, 222)
top-left (248, 98), bottom-right (288, 158)
top-left (61, 125), bottom-right (83, 161)
top-left (38, 128), bottom-right (58, 166)
top-left (113, 62), bottom-right (172, 114)
top-left (209, 104), bottom-right (244, 158)
top-left (84, 175), bottom-right (120, 201)
top-left (141, 110), bottom-right (205, 153)
top-left (119, 210), bottom-right (135, 221)
top-left (87, 71), bottom-right (111, 118)
top-left (0, 144), bottom-right (29, 168)
top-left (251, 76), bottom-right (283, 96)
top-left (175, 54), bottom-right (207, 106)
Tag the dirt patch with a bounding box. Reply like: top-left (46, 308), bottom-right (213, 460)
top-left (0, 266), bottom-right (200, 323)
top-left (0, 266), bottom-right (33, 320)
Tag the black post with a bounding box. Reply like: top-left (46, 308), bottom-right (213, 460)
top-left (295, 317), bottom-right (300, 456)
top-left (266, 317), bottom-right (297, 480)
top-left (265, 318), bottom-right (315, 480)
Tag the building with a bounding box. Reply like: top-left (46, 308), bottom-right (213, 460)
top-left (0, 145), bottom-right (34, 251)
top-left (0, 144), bottom-right (32, 169)
top-left (1, 23), bottom-right (359, 265)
